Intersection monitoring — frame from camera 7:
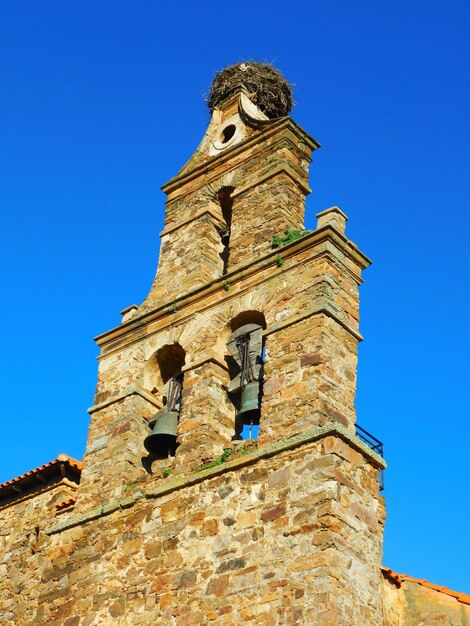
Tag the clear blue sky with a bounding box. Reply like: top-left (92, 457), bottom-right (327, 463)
top-left (1, 0), bottom-right (468, 593)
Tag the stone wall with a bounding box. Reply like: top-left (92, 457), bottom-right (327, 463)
top-left (3, 430), bottom-right (384, 626)
top-left (141, 94), bottom-right (317, 309)
top-left (0, 479), bottom-right (78, 624)
top-left (77, 212), bottom-right (369, 510)
top-left (382, 572), bottom-right (470, 625)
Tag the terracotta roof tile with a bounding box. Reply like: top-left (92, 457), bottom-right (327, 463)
top-left (0, 454), bottom-right (82, 505)
top-left (381, 567), bottom-right (470, 605)
top-left (56, 496), bottom-right (78, 511)
top-left (0, 454), bottom-right (82, 490)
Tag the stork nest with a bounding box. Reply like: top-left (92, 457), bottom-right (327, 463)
top-left (207, 62), bottom-right (294, 119)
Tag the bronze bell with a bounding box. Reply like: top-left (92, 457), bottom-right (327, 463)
top-left (144, 408), bottom-right (178, 457)
top-left (236, 381), bottom-right (260, 424)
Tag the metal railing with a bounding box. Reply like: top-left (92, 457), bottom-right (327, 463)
top-left (355, 424), bottom-right (385, 491)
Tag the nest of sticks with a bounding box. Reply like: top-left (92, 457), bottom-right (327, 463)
top-left (207, 62), bottom-right (293, 119)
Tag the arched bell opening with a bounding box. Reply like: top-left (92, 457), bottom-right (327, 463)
top-left (230, 310), bottom-right (267, 332)
top-left (217, 186), bottom-right (234, 275)
top-left (143, 343), bottom-right (186, 461)
top-left (226, 313), bottom-right (266, 441)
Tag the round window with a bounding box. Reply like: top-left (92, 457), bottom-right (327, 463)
top-left (220, 124), bottom-right (236, 144)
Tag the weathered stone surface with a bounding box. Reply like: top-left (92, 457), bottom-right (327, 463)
top-left (0, 434), bottom-right (387, 625)
top-left (4, 71), bottom-right (450, 626)
top-left (383, 574), bottom-right (470, 625)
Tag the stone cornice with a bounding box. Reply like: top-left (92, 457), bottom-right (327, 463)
top-left (162, 117), bottom-right (319, 196)
top-left (0, 478), bottom-right (79, 511)
top-left (87, 356), bottom-right (229, 415)
top-left (47, 423), bottom-right (386, 536)
top-left (95, 225), bottom-right (370, 354)
top-left (88, 385), bottom-right (163, 415)
top-left (181, 352), bottom-right (229, 374)
top-left (160, 206), bottom-right (225, 237)
top-left (264, 303), bottom-right (364, 342)
top-left (162, 161), bottom-right (310, 238)
top-left (231, 161), bottom-right (311, 197)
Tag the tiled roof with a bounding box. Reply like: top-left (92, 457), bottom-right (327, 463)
top-left (382, 567), bottom-right (470, 605)
top-left (0, 454), bottom-right (82, 506)
top-left (56, 496), bottom-right (78, 511)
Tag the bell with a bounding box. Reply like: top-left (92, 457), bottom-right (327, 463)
top-left (232, 382), bottom-right (260, 441)
top-left (144, 408), bottom-right (178, 457)
top-left (236, 381), bottom-right (260, 423)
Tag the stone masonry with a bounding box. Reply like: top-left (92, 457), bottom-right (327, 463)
top-left (1, 63), bottom-right (463, 625)
top-left (0, 62), bottom-right (385, 626)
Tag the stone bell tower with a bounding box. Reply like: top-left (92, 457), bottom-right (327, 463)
top-left (41, 63), bottom-right (386, 625)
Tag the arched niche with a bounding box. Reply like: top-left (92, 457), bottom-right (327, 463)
top-left (226, 311), bottom-right (266, 440)
top-left (217, 186), bottom-right (234, 275)
top-left (156, 343), bottom-right (186, 384)
top-left (143, 343), bottom-right (186, 403)
top-left (230, 310), bottom-right (266, 332)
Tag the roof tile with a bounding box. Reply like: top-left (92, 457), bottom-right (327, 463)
top-left (381, 567), bottom-right (470, 605)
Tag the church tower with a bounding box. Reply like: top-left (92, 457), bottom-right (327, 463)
top-left (1, 63), bottom-right (386, 625)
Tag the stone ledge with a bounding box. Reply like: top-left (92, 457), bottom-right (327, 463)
top-left (162, 117), bottom-right (319, 196)
top-left (95, 225), bottom-right (370, 353)
top-left (160, 206), bottom-right (225, 238)
top-left (231, 162), bottom-right (311, 198)
top-left (0, 479), bottom-right (79, 512)
top-left (88, 385), bottom-right (163, 415)
top-left (47, 424), bottom-right (385, 536)
top-left (182, 352), bottom-right (229, 374)
top-left (264, 302), bottom-right (363, 342)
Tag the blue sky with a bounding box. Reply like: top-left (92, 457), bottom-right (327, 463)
top-left (1, 1), bottom-right (468, 593)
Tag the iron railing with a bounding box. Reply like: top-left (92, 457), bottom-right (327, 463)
top-left (355, 424), bottom-right (385, 491)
